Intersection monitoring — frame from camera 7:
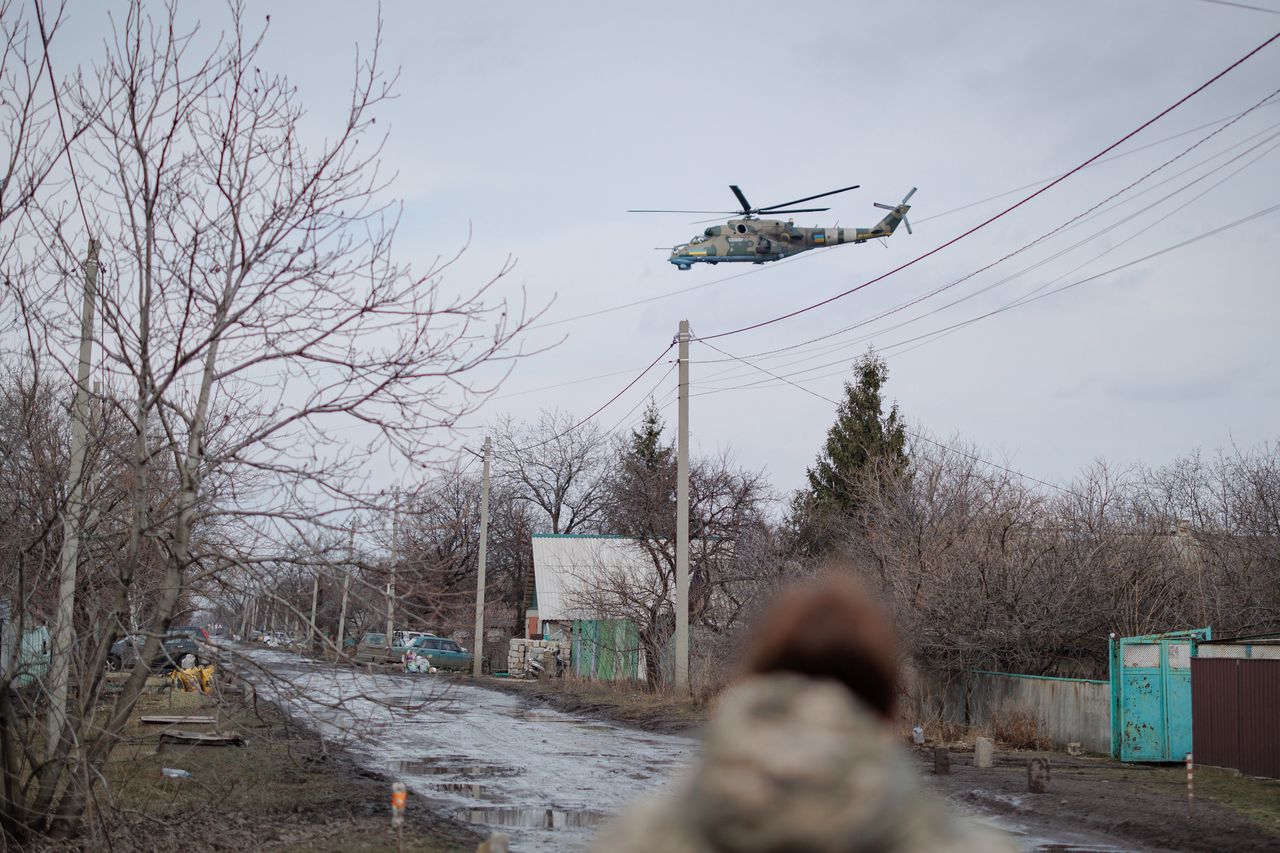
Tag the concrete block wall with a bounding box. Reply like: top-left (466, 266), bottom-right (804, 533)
top-left (908, 668), bottom-right (1111, 754)
top-left (507, 638), bottom-right (571, 678)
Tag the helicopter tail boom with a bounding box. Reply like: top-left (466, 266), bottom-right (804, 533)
top-left (846, 187), bottom-right (916, 243)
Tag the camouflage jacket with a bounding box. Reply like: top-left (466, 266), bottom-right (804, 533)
top-left (592, 674), bottom-right (1016, 853)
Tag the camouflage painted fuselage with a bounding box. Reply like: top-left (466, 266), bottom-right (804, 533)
top-left (669, 203), bottom-right (909, 270)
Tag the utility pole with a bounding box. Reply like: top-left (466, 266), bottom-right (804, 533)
top-left (47, 239), bottom-right (98, 760)
top-left (386, 488), bottom-right (399, 648)
top-left (674, 319), bottom-right (690, 692)
top-left (472, 437), bottom-right (492, 677)
top-left (238, 580), bottom-right (253, 640)
top-left (308, 572), bottom-right (320, 653)
top-left (337, 521), bottom-right (355, 653)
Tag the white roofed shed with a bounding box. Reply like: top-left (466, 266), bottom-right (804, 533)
top-left (529, 534), bottom-right (668, 627)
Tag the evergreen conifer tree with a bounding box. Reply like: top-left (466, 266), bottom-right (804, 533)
top-left (792, 349), bottom-right (907, 553)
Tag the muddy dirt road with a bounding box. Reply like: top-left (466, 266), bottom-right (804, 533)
top-left (238, 649), bottom-right (695, 851)
top-left (235, 649), bottom-right (1190, 852)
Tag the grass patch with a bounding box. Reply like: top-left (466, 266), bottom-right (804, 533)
top-left (1067, 761), bottom-right (1280, 839)
top-left (93, 686), bottom-right (478, 852)
top-left (486, 674), bottom-right (708, 733)
top-left (1134, 764), bottom-right (1280, 837)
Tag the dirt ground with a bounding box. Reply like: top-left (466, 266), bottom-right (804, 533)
top-left (49, 683), bottom-right (484, 853)
top-left (487, 673), bottom-right (1280, 852)
top-left (116, 655), bottom-right (1272, 853)
top-left (916, 743), bottom-right (1280, 852)
top-left (478, 674), bottom-right (707, 735)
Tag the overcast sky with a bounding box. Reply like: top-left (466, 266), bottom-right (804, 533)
top-left (53, 1), bottom-right (1280, 501)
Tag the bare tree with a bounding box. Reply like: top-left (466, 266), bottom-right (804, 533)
top-left (493, 409), bottom-right (611, 534)
top-left (1, 2), bottom-right (532, 840)
top-left (396, 464), bottom-right (534, 641)
top-left (574, 404), bottom-right (772, 691)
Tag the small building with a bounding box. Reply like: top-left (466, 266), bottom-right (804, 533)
top-left (530, 534), bottom-right (662, 681)
top-left (1191, 634), bottom-right (1280, 779)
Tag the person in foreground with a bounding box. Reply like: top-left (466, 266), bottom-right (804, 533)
top-left (591, 572), bottom-right (1017, 852)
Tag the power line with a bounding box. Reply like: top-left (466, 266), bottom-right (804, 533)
top-left (491, 364), bottom-right (654, 400)
top-left (34, 2), bottom-right (91, 237)
top-left (533, 248), bottom-right (831, 330)
top-left (603, 360), bottom-right (677, 436)
top-left (502, 96), bottom-right (1280, 407)
top-left (507, 341), bottom-right (676, 454)
top-left (1190, 0), bottom-right (1280, 14)
top-left (695, 196), bottom-right (1280, 395)
top-left (697, 30), bottom-right (1280, 343)
top-left (693, 116), bottom-right (1280, 381)
top-left (883, 199), bottom-right (1280, 356)
top-left (916, 95), bottom-right (1280, 227)
top-left (695, 338), bottom-right (1078, 496)
top-left (528, 96), bottom-right (1280, 340)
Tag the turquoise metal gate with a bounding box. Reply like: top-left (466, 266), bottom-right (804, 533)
top-left (1109, 628), bottom-right (1211, 762)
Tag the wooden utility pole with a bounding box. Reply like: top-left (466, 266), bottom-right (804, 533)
top-left (47, 239), bottom-right (98, 759)
top-left (674, 319), bottom-right (690, 692)
top-left (337, 521), bottom-right (355, 653)
top-left (386, 488), bottom-right (399, 647)
top-left (472, 437), bottom-right (492, 677)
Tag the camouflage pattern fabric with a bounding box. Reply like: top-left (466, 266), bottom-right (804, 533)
top-left (592, 673), bottom-right (1015, 853)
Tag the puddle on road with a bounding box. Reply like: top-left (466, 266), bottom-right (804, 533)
top-left (388, 758), bottom-right (524, 778)
top-left (426, 782), bottom-right (494, 799)
top-left (454, 806), bottom-right (606, 830)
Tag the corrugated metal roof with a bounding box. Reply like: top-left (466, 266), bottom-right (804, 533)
top-left (531, 536), bottom-right (666, 622)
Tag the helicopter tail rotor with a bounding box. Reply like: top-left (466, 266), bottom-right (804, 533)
top-left (872, 187), bottom-right (916, 235)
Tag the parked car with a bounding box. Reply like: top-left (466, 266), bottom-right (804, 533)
top-left (391, 630), bottom-right (436, 648)
top-left (167, 624), bottom-right (210, 642)
top-left (354, 632), bottom-right (414, 665)
top-left (154, 637), bottom-right (203, 671)
top-left (106, 634), bottom-right (205, 672)
top-left (405, 635), bottom-right (473, 672)
top-left (106, 635), bottom-right (145, 671)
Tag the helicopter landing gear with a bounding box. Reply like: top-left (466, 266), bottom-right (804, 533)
top-left (676, 263), bottom-right (691, 271)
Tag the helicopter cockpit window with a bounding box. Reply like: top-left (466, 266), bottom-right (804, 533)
top-left (690, 235), bottom-right (708, 244)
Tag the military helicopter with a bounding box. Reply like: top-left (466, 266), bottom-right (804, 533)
top-left (630, 184), bottom-right (916, 271)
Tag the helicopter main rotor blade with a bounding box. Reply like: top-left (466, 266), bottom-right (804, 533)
top-left (757, 184), bottom-right (860, 213)
top-left (757, 207), bottom-right (830, 214)
top-left (628, 209), bottom-right (740, 214)
top-left (729, 185), bottom-right (753, 215)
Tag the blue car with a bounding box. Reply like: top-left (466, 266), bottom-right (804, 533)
top-left (404, 635), bottom-right (473, 672)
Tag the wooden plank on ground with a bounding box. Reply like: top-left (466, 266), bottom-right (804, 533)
top-left (139, 715), bottom-right (217, 725)
top-left (157, 731), bottom-right (246, 750)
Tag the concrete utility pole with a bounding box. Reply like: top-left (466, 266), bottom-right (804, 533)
top-left (674, 319), bottom-right (690, 692)
top-left (472, 437), bottom-right (492, 677)
top-left (239, 580), bottom-right (253, 640)
top-left (337, 521), bottom-right (355, 653)
top-left (47, 239), bottom-right (98, 760)
top-left (386, 488), bottom-right (399, 647)
top-left (308, 572), bottom-right (320, 653)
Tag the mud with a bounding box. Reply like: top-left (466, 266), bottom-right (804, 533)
top-left (919, 746), bottom-right (1280, 853)
top-left (480, 676), bottom-right (706, 735)
top-left (239, 647), bottom-right (696, 852)
top-left (237, 648), bottom-right (1279, 852)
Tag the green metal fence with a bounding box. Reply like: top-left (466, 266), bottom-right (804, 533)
top-left (571, 619), bottom-right (639, 681)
